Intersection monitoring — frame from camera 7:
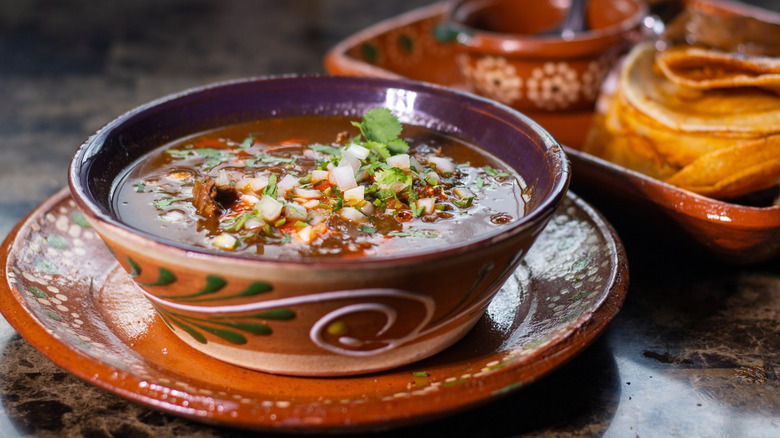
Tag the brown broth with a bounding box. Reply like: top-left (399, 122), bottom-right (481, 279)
top-left (112, 115), bottom-right (527, 259)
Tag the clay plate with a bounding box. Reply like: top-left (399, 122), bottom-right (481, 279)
top-left (0, 188), bottom-right (627, 433)
top-left (324, 1), bottom-right (780, 264)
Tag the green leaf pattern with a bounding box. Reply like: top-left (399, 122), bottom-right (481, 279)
top-left (126, 256), bottom-right (294, 344)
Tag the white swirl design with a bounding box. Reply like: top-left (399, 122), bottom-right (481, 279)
top-left (142, 288), bottom-right (436, 357)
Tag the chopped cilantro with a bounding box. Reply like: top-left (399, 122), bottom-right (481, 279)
top-left (281, 233), bottom-right (292, 244)
top-left (239, 135), bottom-right (255, 150)
top-left (352, 107), bottom-right (409, 157)
top-left (389, 229), bottom-right (439, 238)
top-left (262, 174), bottom-right (278, 198)
top-left (453, 196), bottom-right (474, 208)
top-left (360, 225), bottom-right (377, 234)
top-left (134, 182), bottom-right (145, 193)
top-left (249, 153), bottom-right (298, 165)
top-left (310, 144), bottom-right (341, 155)
top-left (475, 177), bottom-right (486, 189)
top-left (484, 165), bottom-right (510, 178)
top-left (166, 149), bottom-right (193, 158)
top-left (153, 197), bottom-right (178, 210)
top-left (375, 167), bottom-right (412, 189)
top-left (410, 201), bottom-right (424, 217)
top-left (224, 210), bottom-right (258, 232)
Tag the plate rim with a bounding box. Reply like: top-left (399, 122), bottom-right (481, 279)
top-left (0, 188), bottom-right (628, 433)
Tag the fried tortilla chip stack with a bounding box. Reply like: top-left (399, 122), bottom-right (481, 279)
top-left (583, 42), bottom-right (780, 200)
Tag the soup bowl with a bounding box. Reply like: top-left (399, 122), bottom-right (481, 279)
top-left (68, 75), bottom-right (570, 376)
top-left (443, 0), bottom-right (647, 112)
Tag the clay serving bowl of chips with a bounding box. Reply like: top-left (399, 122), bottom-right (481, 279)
top-left (68, 75), bottom-right (570, 376)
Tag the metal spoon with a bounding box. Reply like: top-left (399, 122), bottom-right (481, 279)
top-left (545, 0), bottom-right (589, 39)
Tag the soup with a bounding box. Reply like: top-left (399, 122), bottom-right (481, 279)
top-left (112, 108), bottom-right (528, 259)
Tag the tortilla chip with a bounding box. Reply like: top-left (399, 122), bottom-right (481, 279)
top-left (665, 134), bottom-right (780, 199)
top-left (583, 43), bottom-right (780, 200)
top-left (656, 46), bottom-right (780, 93)
top-left (621, 43), bottom-right (780, 135)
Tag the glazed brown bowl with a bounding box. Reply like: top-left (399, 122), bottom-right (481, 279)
top-left (68, 75), bottom-right (570, 376)
top-left (444, 0), bottom-right (647, 112)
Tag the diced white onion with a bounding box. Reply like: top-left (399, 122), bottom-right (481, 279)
top-left (235, 178), bottom-right (252, 191)
top-left (213, 233), bottom-right (237, 250)
top-left (215, 170), bottom-right (231, 188)
top-left (339, 207), bottom-right (368, 224)
top-left (425, 171), bottom-right (441, 183)
top-left (355, 168), bottom-right (368, 182)
top-left (360, 202), bottom-right (374, 216)
top-left (308, 211), bottom-right (326, 225)
top-left (293, 187), bottom-right (322, 199)
top-left (345, 144), bottom-right (370, 160)
top-left (248, 176), bottom-right (269, 192)
top-left (278, 174), bottom-right (298, 195)
top-left (160, 210), bottom-right (185, 223)
top-left (386, 153), bottom-right (411, 170)
top-left (244, 218), bottom-right (265, 230)
top-left (343, 186), bottom-right (365, 202)
top-left (410, 156), bottom-right (424, 173)
top-left (338, 154), bottom-right (361, 173)
top-left (416, 197), bottom-right (436, 215)
top-left (427, 156), bottom-right (455, 174)
top-left (240, 194), bottom-right (260, 206)
top-left (284, 203), bottom-right (307, 221)
top-left (258, 196), bottom-right (283, 221)
top-left (453, 187), bottom-right (474, 199)
top-left (390, 181), bottom-right (408, 193)
top-left (302, 199), bottom-right (320, 209)
top-left (167, 171), bottom-right (192, 181)
top-left (331, 166), bottom-right (358, 191)
top-left (311, 170), bottom-right (329, 183)
top-left (297, 225), bottom-right (315, 243)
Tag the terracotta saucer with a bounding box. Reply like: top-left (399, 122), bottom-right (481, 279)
top-left (0, 188), bottom-right (628, 433)
top-left (324, 1), bottom-right (780, 264)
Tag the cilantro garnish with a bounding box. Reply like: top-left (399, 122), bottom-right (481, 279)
top-left (453, 196), bottom-right (474, 208)
top-left (310, 144), bottom-right (341, 155)
top-left (352, 107), bottom-right (409, 157)
top-left (484, 165), bottom-right (510, 178)
top-left (224, 210), bottom-right (259, 232)
top-left (375, 167), bottom-right (412, 189)
top-left (360, 225), bottom-right (377, 234)
top-left (262, 174), bottom-right (278, 198)
top-left (153, 197), bottom-right (179, 210)
top-left (165, 149), bottom-right (193, 159)
top-left (239, 135), bottom-right (256, 150)
top-left (134, 182), bottom-right (145, 193)
top-left (389, 229), bottom-right (439, 238)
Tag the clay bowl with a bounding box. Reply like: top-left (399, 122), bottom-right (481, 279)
top-left (442, 0), bottom-right (647, 112)
top-left (68, 75), bottom-right (570, 377)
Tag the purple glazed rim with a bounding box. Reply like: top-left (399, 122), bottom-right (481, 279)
top-left (68, 74), bottom-right (570, 267)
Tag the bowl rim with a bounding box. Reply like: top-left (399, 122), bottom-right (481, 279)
top-left (443, 0), bottom-right (648, 55)
top-left (68, 74), bottom-right (570, 269)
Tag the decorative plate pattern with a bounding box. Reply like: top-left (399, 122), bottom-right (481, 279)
top-left (0, 188), bottom-right (627, 433)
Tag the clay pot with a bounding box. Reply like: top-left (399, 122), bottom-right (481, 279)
top-left (444, 0), bottom-right (647, 112)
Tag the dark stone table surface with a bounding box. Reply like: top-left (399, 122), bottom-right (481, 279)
top-left (0, 1), bottom-right (778, 436)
